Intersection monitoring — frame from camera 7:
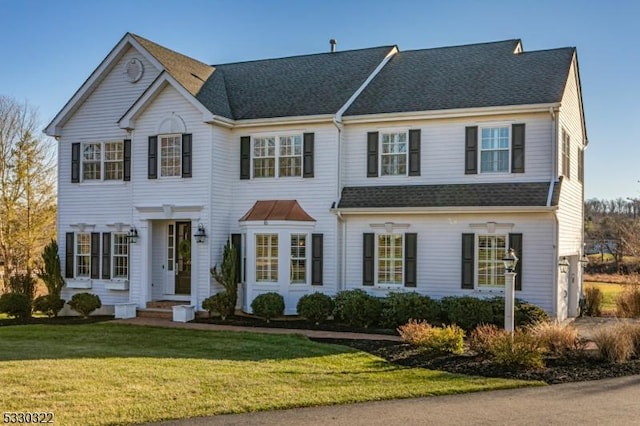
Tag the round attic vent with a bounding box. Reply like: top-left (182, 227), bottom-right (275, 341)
top-left (124, 58), bottom-right (144, 83)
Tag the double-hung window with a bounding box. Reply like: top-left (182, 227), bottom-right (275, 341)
top-left (252, 135), bottom-right (302, 178)
top-left (290, 234), bottom-right (306, 284)
top-left (82, 141), bottom-right (123, 181)
top-left (562, 129), bottom-right (571, 178)
top-left (256, 234), bottom-right (278, 281)
top-left (380, 132), bottom-right (407, 176)
top-left (160, 134), bottom-right (181, 177)
top-left (477, 235), bottom-right (506, 288)
top-left (112, 233), bottom-right (129, 279)
top-left (480, 127), bottom-right (509, 173)
top-left (75, 233), bottom-right (91, 278)
top-left (377, 233), bottom-right (403, 285)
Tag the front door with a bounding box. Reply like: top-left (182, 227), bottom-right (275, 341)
top-left (164, 222), bottom-right (191, 295)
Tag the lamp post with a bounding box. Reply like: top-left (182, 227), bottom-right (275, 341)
top-left (502, 248), bottom-right (519, 333)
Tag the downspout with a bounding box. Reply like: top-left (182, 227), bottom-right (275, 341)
top-left (550, 107), bottom-right (560, 320)
top-left (333, 119), bottom-right (346, 292)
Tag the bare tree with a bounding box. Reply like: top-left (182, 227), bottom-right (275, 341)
top-left (0, 96), bottom-right (56, 281)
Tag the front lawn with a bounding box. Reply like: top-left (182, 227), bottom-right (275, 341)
top-left (0, 323), bottom-right (539, 425)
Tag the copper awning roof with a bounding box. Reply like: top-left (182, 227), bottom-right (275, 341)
top-left (239, 200), bottom-right (316, 222)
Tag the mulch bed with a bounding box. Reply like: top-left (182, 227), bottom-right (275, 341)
top-left (311, 338), bottom-right (640, 384)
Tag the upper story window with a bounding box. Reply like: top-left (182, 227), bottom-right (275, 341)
top-left (578, 147), bottom-right (584, 183)
top-left (380, 132), bottom-right (407, 176)
top-left (160, 134), bottom-right (182, 177)
top-left (253, 135), bottom-right (302, 178)
top-left (82, 141), bottom-right (123, 181)
top-left (561, 129), bottom-right (571, 179)
top-left (480, 127), bottom-right (509, 173)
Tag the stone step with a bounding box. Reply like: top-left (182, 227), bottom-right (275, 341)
top-left (146, 300), bottom-right (189, 309)
top-left (136, 308), bottom-right (173, 320)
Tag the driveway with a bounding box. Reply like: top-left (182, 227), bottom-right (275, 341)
top-left (152, 375), bottom-right (640, 426)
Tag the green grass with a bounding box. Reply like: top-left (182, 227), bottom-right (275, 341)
top-left (0, 323), bottom-right (540, 425)
top-left (585, 281), bottom-right (624, 313)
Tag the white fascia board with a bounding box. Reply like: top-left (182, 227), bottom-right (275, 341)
top-left (45, 33), bottom-right (163, 137)
top-left (334, 46), bottom-right (398, 123)
top-left (341, 102), bottom-right (561, 125)
top-left (118, 72), bottom-right (214, 130)
top-left (232, 114), bottom-right (334, 129)
top-left (333, 206), bottom-right (558, 215)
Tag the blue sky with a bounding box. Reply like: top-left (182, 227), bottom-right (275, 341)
top-left (1, 0), bottom-right (638, 200)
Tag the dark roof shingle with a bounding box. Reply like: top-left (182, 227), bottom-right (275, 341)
top-left (338, 181), bottom-right (561, 209)
top-left (345, 40), bottom-right (575, 116)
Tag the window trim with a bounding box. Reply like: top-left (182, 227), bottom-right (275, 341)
top-left (375, 233), bottom-right (404, 287)
top-left (251, 133), bottom-right (303, 179)
top-left (290, 233), bottom-right (308, 285)
top-left (255, 233), bottom-right (279, 282)
top-left (479, 125), bottom-right (511, 174)
top-left (378, 130), bottom-right (409, 177)
top-left (561, 128), bottom-right (571, 179)
top-left (75, 232), bottom-right (91, 279)
top-left (81, 141), bottom-right (124, 182)
top-left (476, 234), bottom-right (507, 290)
top-left (111, 232), bottom-right (129, 280)
top-left (158, 133), bottom-right (182, 178)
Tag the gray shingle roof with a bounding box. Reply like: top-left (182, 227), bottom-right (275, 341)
top-left (345, 40), bottom-right (575, 116)
top-left (337, 181), bottom-right (562, 209)
top-left (203, 46), bottom-right (395, 120)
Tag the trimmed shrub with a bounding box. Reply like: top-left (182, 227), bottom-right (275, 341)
top-left (210, 238), bottom-right (239, 312)
top-left (38, 239), bottom-right (65, 298)
top-left (583, 286), bottom-right (603, 317)
top-left (515, 301), bottom-right (550, 327)
top-left (251, 292), bottom-right (285, 322)
top-left (528, 321), bottom-right (580, 357)
top-left (68, 293), bottom-right (102, 318)
top-left (398, 320), bottom-right (464, 355)
top-left (33, 295), bottom-right (65, 318)
top-left (488, 329), bottom-right (546, 369)
top-left (380, 292), bottom-right (440, 329)
top-left (616, 285), bottom-right (640, 318)
top-left (439, 296), bottom-right (494, 331)
top-left (202, 292), bottom-right (234, 320)
top-left (297, 293), bottom-right (334, 324)
top-left (333, 289), bottom-right (382, 328)
top-left (6, 273), bottom-right (37, 311)
top-left (469, 324), bottom-right (501, 356)
top-left (593, 323), bottom-right (634, 363)
top-left (0, 293), bottom-right (31, 320)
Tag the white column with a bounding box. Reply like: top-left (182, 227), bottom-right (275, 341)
top-left (504, 271), bottom-right (517, 332)
top-left (190, 220), bottom-right (200, 309)
top-left (139, 221), bottom-right (152, 308)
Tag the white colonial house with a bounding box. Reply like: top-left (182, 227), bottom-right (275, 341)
top-left (45, 34), bottom-right (587, 320)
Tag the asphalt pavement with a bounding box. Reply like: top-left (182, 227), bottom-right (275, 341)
top-left (151, 374), bottom-right (640, 426)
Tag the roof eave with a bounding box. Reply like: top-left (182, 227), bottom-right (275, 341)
top-left (232, 114), bottom-right (335, 129)
top-left (333, 206), bottom-right (558, 215)
top-left (342, 102), bottom-right (561, 125)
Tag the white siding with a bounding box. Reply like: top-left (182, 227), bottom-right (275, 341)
top-left (57, 46), bottom-right (161, 306)
top-left (342, 113), bottom-right (554, 187)
top-left (343, 213), bottom-right (557, 314)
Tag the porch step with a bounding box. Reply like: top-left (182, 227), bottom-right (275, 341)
top-left (136, 308), bottom-right (173, 320)
top-left (146, 300), bottom-right (189, 309)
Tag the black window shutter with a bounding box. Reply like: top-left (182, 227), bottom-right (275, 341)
top-left (312, 234), bottom-right (323, 285)
top-left (461, 233), bottom-right (475, 289)
top-left (148, 136), bottom-right (158, 179)
top-left (65, 233), bottom-right (74, 278)
top-left (102, 233), bottom-right (111, 279)
top-left (303, 133), bottom-right (314, 178)
top-left (367, 132), bottom-right (379, 177)
top-left (465, 126), bottom-right (478, 175)
top-left (363, 233), bottom-right (375, 286)
top-left (90, 232), bottom-right (100, 279)
top-left (71, 143), bottom-right (80, 183)
top-left (182, 134), bottom-right (192, 178)
top-left (240, 136), bottom-right (250, 179)
top-left (509, 233), bottom-right (523, 291)
top-left (408, 129), bottom-right (421, 176)
top-left (231, 234), bottom-right (242, 283)
top-left (123, 139), bottom-right (131, 181)
top-left (404, 233), bottom-right (417, 287)
top-left (511, 124), bottom-right (525, 173)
